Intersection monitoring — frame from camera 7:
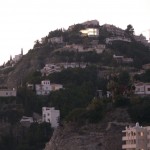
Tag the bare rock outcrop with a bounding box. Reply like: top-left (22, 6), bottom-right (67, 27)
top-left (44, 108), bottom-right (132, 150)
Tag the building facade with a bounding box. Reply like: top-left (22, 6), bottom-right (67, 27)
top-left (41, 64), bottom-right (62, 76)
top-left (80, 28), bottom-right (99, 37)
top-left (51, 84), bottom-right (63, 91)
top-left (134, 82), bottom-right (150, 95)
top-left (48, 36), bottom-right (63, 44)
top-left (122, 123), bottom-right (150, 150)
top-left (42, 107), bottom-right (60, 128)
top-left (35, 80), bottom-right (51, 95)
top-left (0, 88), bottom-right (17, 97)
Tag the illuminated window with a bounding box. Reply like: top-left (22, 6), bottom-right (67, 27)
top-left (140, 132), bottom-right (144, 136)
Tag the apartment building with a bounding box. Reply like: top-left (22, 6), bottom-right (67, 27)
top-left (42, 107), bottom-right (60, 128)
top-left (122, 123), bottom-right (150, 150)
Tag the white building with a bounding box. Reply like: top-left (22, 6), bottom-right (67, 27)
top-left (48, 36), bottom-right (63, 44)
top-left (0, 88), bottom-right (17, 97)
top-left (134, 82), bottom-right (150, 95)
top-left (105, 37), bottom-right (131, 44)
top-left (80, 28), bottom-right (99, 37)
top-left (122, 123), bottom-right (150, 150)
top-left (35, 80), bottom-right (51, 95)
top-left (42, 107), bottom-right (60, 128)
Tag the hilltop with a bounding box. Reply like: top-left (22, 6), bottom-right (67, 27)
top-left (0, 20), bottom-right (150, 87)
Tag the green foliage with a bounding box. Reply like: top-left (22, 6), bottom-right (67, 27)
top-left (125, 24), bottom-right (134, 36)
top-left (108, 41), bottom-right (150, 68)
top-left (24, 71), bottom-right (42, 84)
top-left (48, 29), bottom-right (63, 38)
top-left (128, 97), bottom-right (150, 123)
top-left (65, 98), bottom-right (105, 124)
top-left (48, 66), bottom-right (98, 87)
top-left (65, 108), bottom-right (87, 123)
top-left (15, 122), bottom-right (53, 150)
top-left (118, 71), bottom-right (130, 86)
top-left (114, 96), bottom-right (130, 107)
top-left (134, 69), bottom-right (150, 82)
top-left (86, 98), bottom-right (104, 123)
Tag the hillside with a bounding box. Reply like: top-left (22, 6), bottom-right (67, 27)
top-left (0, 20), bottom-right (150, 150)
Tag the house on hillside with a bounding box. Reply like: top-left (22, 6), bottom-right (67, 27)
top-left (105, 37), bottom-right (131, 44)
top-left (122, 123), bottom-right (150, 150)
top-left (142, 63), bottom-right (150, 70)
top-left (134, 82), bottom-right (150, 96)
top-left (0, 87), bottom-right (17, 97)
top-left (80, 28), bottom-right (99, 37)
top-left (134, 34), bottom-right (149, 46)
top-left (51, 84), bottom-right (63, 91)
top-left (41, 64), bottom-right (62, 76)
top-left (102, 24), bottom-right (125, 36)
top-left (42, 107), bottom-right (60, 128)
top-left (20, 116), bottom-right (34, 127)
top-left (35, 80), bottom-right (51, 95)
top-left (113, 55), bottom-right (133, 64)
top-left (48, 36), bottom-right (63, 44)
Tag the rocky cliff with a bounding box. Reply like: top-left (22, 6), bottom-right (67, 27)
top-left (44, 108), bottom-right (133, 150)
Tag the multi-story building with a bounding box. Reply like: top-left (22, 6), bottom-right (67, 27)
top-left (0, 88), bottom-right (17, 97)
top-left (13, 48), bottom-right (23, 63)
top-left (42, 107), bottom-right (60, 128)
top-left (35, 80), bottom-right (51, 95)
top-left (134, 82), bottom-right (150, 96)
top-left (80, 28), bottom-right (99, 37)
top-left (103, 24), bottom-right (125, 37)
top-left (122, 123), bottom-right (150, 150)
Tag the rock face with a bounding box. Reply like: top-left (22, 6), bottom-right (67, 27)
top-left (44, 108), bottom-right (133, 150)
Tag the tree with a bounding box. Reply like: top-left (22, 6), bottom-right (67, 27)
top-left (125, 24), bottom-right (134, 36)
top-left (34, 40), bottom-right (41, 48)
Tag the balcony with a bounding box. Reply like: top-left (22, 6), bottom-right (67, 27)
top-left (122, 136), bottom-right (136, 141)
top-left (122, 144), bottom-right (136, 149)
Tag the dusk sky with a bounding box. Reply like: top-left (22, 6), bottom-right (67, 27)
top-left (0, 0), bottom-right (150, 65)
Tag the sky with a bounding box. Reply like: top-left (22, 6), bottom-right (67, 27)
top-left (0, 0), bottom-right (150, 65)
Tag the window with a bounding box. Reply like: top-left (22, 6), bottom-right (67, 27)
top-left (147, 88), bottom-right (150, 91)
top-left (140, 132), bottom-right (144, 136)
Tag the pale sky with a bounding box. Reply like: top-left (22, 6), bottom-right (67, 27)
top-left (0, 0), bottom-right (150, 65)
